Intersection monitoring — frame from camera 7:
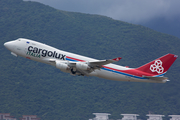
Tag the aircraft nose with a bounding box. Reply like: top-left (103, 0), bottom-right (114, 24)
top-left (4, 41), bottom-right (15, 51)
top-left (4, 42), bottom-right (8, 48)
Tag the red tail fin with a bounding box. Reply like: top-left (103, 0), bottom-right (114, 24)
top-left (136, 53), bottom-right (178, 76)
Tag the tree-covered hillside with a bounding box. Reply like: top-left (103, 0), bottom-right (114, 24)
top-left (0, 0), bottom-right (180, 120)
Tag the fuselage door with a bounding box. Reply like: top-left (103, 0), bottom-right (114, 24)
top-left (24, 41), bottom-right (30, 54)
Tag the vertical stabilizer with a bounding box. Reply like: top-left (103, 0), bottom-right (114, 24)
top-left (136, 53), bottom-right (178, 76)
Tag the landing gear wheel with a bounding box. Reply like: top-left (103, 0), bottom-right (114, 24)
top-left (71, 68), bottom-right (76, 74)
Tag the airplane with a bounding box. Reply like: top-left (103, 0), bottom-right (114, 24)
top-left (4, 38), bottom-right (178, 83)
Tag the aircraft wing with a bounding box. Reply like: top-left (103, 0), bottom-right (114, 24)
top-left (88, 57), bottom-right (122, 66)
top-left (49, 57), bottom-right (121, 69)
top-left (67, 57), bottom-right (122, 68)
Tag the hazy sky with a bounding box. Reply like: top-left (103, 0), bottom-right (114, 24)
top-left (24, 0), bottom-right (180, 24)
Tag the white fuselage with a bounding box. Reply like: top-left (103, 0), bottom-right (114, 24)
top-left (4, 38), bottom-right (167, 83)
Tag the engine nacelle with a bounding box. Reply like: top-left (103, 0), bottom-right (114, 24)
top-left (56, 61), bottom-right (70, 72)
top-left (76, 62), bottom-right (90, 70)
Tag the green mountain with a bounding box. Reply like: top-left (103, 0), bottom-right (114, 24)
top-left (0, 0), bottom-right (180, 120)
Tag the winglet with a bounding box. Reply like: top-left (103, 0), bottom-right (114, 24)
top-left (112, 57), bottom-right (122, 61)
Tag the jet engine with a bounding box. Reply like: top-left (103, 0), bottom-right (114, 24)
top-left (76, 62), bottom-right (90, 70)
top-left (56, 61), bottom-right (70, 72)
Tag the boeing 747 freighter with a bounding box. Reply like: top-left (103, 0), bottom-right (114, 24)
top-left (4, 38), bottom-right (178, 83)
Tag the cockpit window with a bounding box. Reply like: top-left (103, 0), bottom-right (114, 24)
top-left (17, 38), bottom-right (21, 41)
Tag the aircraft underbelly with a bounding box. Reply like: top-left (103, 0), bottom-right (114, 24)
top-left (96, 69), bottom-right (130, 82)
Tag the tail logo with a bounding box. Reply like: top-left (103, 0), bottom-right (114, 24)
top-left (150, 60), bottom-right (164, 74)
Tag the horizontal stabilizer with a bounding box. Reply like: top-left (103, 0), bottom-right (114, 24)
top-left (143, 76), bottom-right (168, 81)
